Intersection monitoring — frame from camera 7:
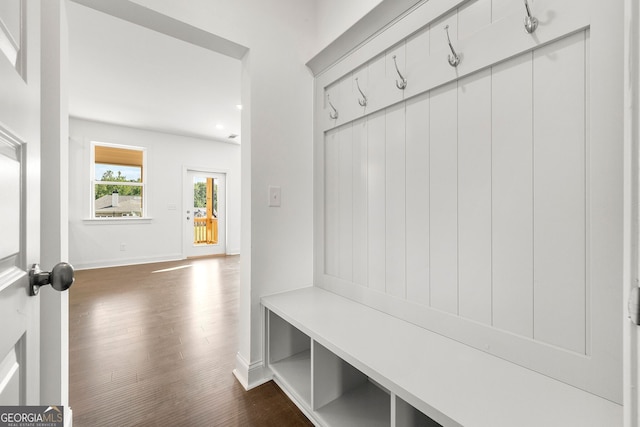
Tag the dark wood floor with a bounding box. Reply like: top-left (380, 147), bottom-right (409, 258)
top-left (69, 256), bottom-right (313, 426)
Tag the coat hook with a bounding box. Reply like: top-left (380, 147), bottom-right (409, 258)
top-left (392, 55), bottom-right (407, 90)
top-left (523, 0), bottom-right (538, 33)
top-left (355, 78), bottom-right (367, 107)
top-left (327, 93), bottom-right (338, 120)
top-left (444, 25), bottom-right (460, 67)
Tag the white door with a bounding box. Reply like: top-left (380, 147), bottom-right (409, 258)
top-left (625, 0), bottom-right (640, 424)
top-left (184, 170), bottom-right (226, 257)
top-left (0, 1), bottom-right (41, 405)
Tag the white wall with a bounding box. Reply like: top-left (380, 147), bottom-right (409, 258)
top-left (119, 0), bottom-right (390, 387)
top-left (126, 0), bottom-right (318, 386)
top-left (314, 0), bottom-right (384, 54)
top-left (68, 118), bottom-right (241, 269)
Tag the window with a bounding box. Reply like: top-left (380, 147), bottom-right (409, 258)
top-left (91, 142), bottom-right (146, 218)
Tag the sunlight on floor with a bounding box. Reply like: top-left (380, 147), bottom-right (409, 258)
top-left (151, 264), bottom-right (193, 274)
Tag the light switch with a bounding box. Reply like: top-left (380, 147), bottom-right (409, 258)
top-left (268, 185), bottom-right (281, 207)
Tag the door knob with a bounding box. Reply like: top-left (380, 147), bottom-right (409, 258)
top-left (29, 262), bottom-right (75, 296)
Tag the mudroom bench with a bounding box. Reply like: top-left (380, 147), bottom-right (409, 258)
top-left (262, 287), bottom-right (621, 427)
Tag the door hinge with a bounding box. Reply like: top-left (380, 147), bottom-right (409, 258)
top-left (630, 286), bottom-right (640, 326)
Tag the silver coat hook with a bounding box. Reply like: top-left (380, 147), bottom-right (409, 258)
top-left (392, 55), bottom-right (407, 90)
top-left (523, 0), bottom-right (538, 33)
top-left (444, 25), bottom-right (460, 67)
top-left (327, 93), bottom-right (338, 120)
top-left (355, 78), bottom-right (367, 107)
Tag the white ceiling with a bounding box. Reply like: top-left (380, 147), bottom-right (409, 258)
top-left (67, 2), bottom-right (242, 143)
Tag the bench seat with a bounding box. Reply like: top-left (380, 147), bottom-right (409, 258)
top-left (262, 286), bottom-right (621, 427)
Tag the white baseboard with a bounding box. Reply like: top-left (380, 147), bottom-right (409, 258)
top-left (233, 352), bottom-right (271, 391)
top-left (73, 254), bottom-right (184, 270)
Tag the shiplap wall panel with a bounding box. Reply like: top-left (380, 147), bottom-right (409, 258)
top-left (352, 118), bottom-right (368, 286)
top-left (429, 12), bottom-right (457, 62)
top-left (316, 0), bottom-right (621, 404)
top-left (368, 54), bottom-right (387, 113)
top-left (386, 43), bottom-right (407, 105)
top-left (338, 76), bottom-right (354, 126)
top-left (352, 65), bottom-right (369, 118)
top-left (458, 0), bottom-right (492, 40)
top-left (458, 69), bottom-right (492, 325)
top-left (324, 76), bottom-right (350, 130)
top-left (405, 93), bottom-right (430, 306)
top-left (491, 53), bottom-right (534, 338)
top-left (323, 83), bottom-right (337, 132)
top-left (323, 30), bottom-right (590, 353)
top-left (404, 28), bottom-right (430, 100)
top-left (339, 125), bottom-right (354, 282)
top-left (491, 0), bottom-right (520, 23)
top-left (533, 32), bottom-right (586, 354)
top-left (385, 103), bottom-right (407, 298)
top-left (340, 78), bottom-right (356, 125)
top-left (429, 82), bottom-right (458, 314)
top-left (325, 129), bottom-right (340, 277)
top-left (368, 110), bottom-right (386, 292)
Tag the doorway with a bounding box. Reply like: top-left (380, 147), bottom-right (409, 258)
top-left (184, 170), bottom-right (226, 257)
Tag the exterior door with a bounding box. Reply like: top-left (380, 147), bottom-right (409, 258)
top-left (184, 170), bottom-right (226, 257)
top-left (0, 1), bottom-right (41, 405)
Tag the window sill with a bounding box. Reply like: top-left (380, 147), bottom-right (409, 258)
top-left (83, 217), bottom-right (153, 225)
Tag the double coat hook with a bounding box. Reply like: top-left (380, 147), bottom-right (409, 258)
top-left (392, 55), bottom-right (407, 90)
top-left (444, 25), bottom-right (460, 67)
top-left (355, 78), bottom-right (367, 107)
top-left (327, 93), bottom-right (338, 120)
top-left (523, 0), bottom-right (538, 33)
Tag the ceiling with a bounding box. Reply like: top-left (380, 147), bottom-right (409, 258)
top-left (67, 2), bottom-right (242, 143)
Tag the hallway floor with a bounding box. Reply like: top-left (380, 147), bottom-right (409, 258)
top-left (69, 256), bottom-right (312, 426)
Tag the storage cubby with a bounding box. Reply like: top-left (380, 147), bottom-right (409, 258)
top-left (395, 397), bottom-right (442, 427)
top-left (267, 311), bottom-right (311, 405)
top-left (313, 341), bottom-right (390, 427)
top-left (263, 287), bottom-right (621, 427)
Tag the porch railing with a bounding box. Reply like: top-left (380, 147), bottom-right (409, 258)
top-left (193, 217), bottom-right (218, 244)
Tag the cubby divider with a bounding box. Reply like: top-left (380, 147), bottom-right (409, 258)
top-left (313, 341), bottom-right (390, 427)
top-left (395, 396), bottom-right (443, 427)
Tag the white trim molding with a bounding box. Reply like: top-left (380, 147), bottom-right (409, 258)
top-left (233, 352), bottom-right (271, 391)
top-left (623, 0), bottom-right (640, 424)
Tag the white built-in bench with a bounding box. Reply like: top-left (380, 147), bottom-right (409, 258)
top-left (262, 287), bottom-right (621, 427)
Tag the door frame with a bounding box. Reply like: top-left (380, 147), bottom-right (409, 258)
top-left (40, 1), bottom-right (71, 418)
top-left (182, 166), bottom-right (229, 259)
top-left (624, 0), bottom-right (639, 425)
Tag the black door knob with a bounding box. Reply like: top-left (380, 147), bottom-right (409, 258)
top-left (29, 262), bottom-right (75, 296)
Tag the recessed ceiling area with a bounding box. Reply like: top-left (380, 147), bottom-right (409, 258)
top-left (67, 1), bottom-right (242, 143)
